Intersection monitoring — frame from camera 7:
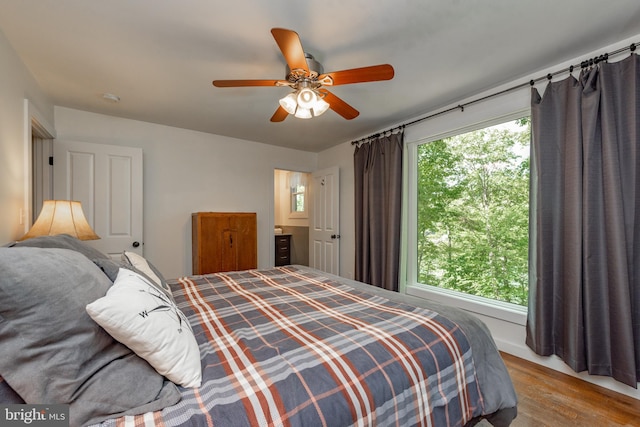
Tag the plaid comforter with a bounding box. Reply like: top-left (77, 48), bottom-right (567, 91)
top-left (104, 266), bottom-right (485, 427)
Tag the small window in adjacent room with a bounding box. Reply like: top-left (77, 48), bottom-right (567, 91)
top-left (289, 172), bottom-right (307, 218)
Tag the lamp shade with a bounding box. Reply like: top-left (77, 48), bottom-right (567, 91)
top-left (296, 87), bottom-right (317, 109)
top-left (20, 200), bottom-right (100, 241)
top-left (279, 93), bottom-right (298, 115)
top-left (312, 97), bottom-right (330, 116)
top-left (294, 107), bottom-right (312, 119)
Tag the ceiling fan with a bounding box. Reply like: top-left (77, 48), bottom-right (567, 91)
top-left (212, 28), bottom-right (395, 122)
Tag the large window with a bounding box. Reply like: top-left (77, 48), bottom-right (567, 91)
top-left (415, 117), bottom-right (530, 306)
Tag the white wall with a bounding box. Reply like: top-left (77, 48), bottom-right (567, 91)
top-left (54, 107), bottom-right (317, 279)
top-left (274, 169), bottom-right (286, 226)
top-left (0, 30), bottom-right (54, 245)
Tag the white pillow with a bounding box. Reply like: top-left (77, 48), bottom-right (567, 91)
top-left (86, 268), bottom-right (202, 388)
top-left (122, 251), bottom-right (165, 290)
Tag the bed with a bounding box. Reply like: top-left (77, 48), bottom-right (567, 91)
top-left (0, 235), bottom-right (517, 427)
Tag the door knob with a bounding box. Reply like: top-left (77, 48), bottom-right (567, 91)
top-left (132, 241), bottom-right (140, 248)
top-left (330, 234), bottom-right (341, 239)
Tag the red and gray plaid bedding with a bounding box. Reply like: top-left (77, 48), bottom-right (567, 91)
top-left (104, 266), bottom-right (490, 427)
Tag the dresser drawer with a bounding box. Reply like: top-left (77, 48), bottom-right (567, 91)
top-left (275, 236), bottom-right (290, 247)
top-left (275, 235), bottom-right (291, 266)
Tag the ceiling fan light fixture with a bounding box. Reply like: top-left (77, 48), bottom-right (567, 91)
top-left (296, 87), bottom-right (317, 109)
top-left (312, 97), bottom-right (330, 116)
top-left (212, 28), bottom-right (395, 122)
top-left (294, 106), bottom-right (312, 119)
top-left (279, 93), bottom-right (298, 115)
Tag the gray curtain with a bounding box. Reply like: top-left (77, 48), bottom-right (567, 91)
top-left (354, 130), bottom-right (404, 291)
top-left (527, 54), bottom-right (640, 387)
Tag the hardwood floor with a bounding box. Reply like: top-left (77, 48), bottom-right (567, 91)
top-left (492, 352), bottom-right (640, 426)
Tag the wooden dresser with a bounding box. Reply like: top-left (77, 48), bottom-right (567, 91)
top-left (192, 212), bottom-right (257, 274)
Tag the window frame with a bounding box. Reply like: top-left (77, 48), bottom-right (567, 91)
top-left (404, 108), bottom-right (530, 325)
top-left (288, 173), bottom-right (308, 219)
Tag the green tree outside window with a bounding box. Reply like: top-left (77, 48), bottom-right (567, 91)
top-left (416, 118), bottom-right (530, 305)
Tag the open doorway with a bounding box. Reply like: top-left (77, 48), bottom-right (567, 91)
top-left (274, 169), bottom-right (310, 266)
top-left (27, 99), bottom-right (56, 225)
top-left (31, 130), bottom-right (54, 222)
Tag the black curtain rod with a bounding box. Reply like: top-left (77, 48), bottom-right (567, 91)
top-left (352, 42), bottom-right (637, 146)
top-left (351, 125), bottom-right (405, 147)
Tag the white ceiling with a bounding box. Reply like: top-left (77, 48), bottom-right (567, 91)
top-left (1, 1), bottom-right (639, 152)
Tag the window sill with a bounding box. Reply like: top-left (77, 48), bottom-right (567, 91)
top-left (288, 212), bottom-right (308, 219)
top-left (405, 284), bottom-right (527, 326)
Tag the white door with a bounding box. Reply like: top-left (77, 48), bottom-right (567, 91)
top-left (309, 166), bottom-right (340, 275)
top-left (54, 140), bottom-right (143, 258)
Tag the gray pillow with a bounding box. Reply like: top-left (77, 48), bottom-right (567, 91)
top-left (7, 233), bottom-right (109, 260)
top-left (0, 247), bottom-right (181, 426)
top-left (0, 376), bottom-right (24, 404)
top-left (91, 256), bottom-right (122, 281)
top-left (9, 234), bottom-right (124, 285)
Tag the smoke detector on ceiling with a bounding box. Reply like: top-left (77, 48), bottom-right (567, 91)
top-left (102, 93), bottom-right (120, 103)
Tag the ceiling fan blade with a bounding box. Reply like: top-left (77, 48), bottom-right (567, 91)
top-left (271, 28), bottom-right (309, 74)
top-left (318, 64), bottom-right (394, 86)
top-left (321, 90), bottom-right (359, 120)
top-left (270, 106), bottom-right (288, 122)
top-left (213, 79), bottom-right (288, 87)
